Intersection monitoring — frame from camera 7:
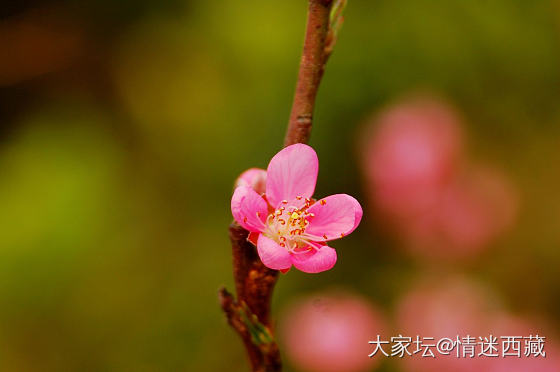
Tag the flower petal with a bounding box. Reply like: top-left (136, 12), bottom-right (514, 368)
top-left (291, 245), bottom-right (337, 273)
top-left (305, 194), bottom-right (363, 241)
top-left (257, 234), bottom-right (292, 270)
top-left (231, 186), bottom-right (268, 232)
top-left (266, 144), bottom-right (318, 208)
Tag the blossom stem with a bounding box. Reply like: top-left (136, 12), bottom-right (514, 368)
top-left (284, 0), bottom-right (336, 146)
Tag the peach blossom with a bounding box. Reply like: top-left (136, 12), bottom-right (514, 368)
top-left (395, 277), bottom-right (500, 372)
top-left (404, 166), bottom-right (518, 258)
top-left (281, 291), bottom-right (386, 372)
top-left (487, 314), bottom-right (560, 372)
top-left (364, 98), bottom-right (463, 219)
top-left (362, 97), bottom-right (518, 259)
top-left (231, 144), bottom-right (363, 273)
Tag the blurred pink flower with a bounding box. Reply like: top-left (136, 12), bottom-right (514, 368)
top-left (281, 291), bottom-right (387, 372)
top-left (395, 277), bottom-right (500, 372)
top-left (362, 96), bottom-right (518, 259)
top-left (487, 314), bottom-right (560, 372)
top-left (231, 144), bottom-right (363, 273)
top-left (404, 166), bottom-right (519, 258)
top-left (395, 277), bottom-right (558, 372)
top-left (364, 98), bottom-right (464, 219)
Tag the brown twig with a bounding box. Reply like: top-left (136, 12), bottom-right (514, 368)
top-left (220, 1), bottom-right (345, 371)
top-left (284, 0), bottom-right (340, 146)
top-left (220, 222), bottom-right (282, 372)
top-left (228, 223), bottom-right (279, 326)
top-left (219, 223), bottom-right (281, 372)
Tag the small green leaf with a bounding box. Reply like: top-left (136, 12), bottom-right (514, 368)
top-left (329, 0), bottom-right (347, 39)
top-left (238, 303), bottom-right (275, 346)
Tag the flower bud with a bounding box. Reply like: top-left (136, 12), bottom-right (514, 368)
top-left (234, 168), bottom-right (266, 194)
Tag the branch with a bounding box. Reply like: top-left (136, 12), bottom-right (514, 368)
top-left (284, 0), bottom-right (345, 146)
top-left (220, 224), bottom-right (281, 372)
top-left (221, 1), bottom-right (347, 371)
top-left (228, 223), bottom-right (279, 325)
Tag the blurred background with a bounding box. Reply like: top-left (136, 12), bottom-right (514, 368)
top-left (1, 0), bottom-right (560, 371)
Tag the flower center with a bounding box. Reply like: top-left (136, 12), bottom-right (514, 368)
top-left (264, 197), bottom-right (316, 252)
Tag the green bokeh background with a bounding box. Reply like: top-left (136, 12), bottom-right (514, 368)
top-left (0, 0), bottom-right (559, 371)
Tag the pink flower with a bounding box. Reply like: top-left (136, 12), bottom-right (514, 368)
top-left (363, 97), bottom-right (464, 219)
top-left (280, 291), bottom-right (387, 372)
top-left (396, 277), bottom-right (500, 372)
top-left (487, 315), bottom-right (560, 372)
top-left (231, 144), bottom-right (363, 273)
top-left (400, 165), bottom-right (518, 259)
top-left (362, 96), bottom-right (519, 259)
